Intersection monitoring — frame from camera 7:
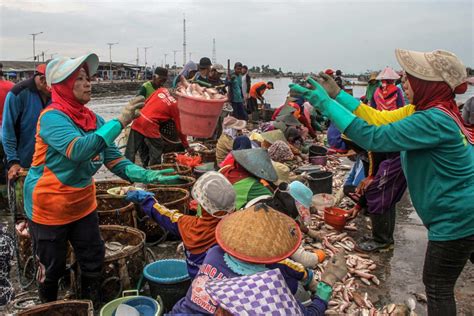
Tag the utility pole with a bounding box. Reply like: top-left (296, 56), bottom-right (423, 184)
top-left (188, 52), bottom-right (194, 61)
top-left (30, 32), bottom-right (43, 70)
top-left (172, 50), bottom-right (180, 68)
top-left (212, 38), bottom-right (216, 64)
top-left (136, 47), bottom-right (139, 79)
top-left (143, 46), bottom-right (151, 79)
top-left (164, 53), bottom-right (168, 68)
top-left (183, 14), bottom-right (187, 66)
top-left (106, 42), bottom-right (118, 81)
top-left (41, 51), bottom-right (45, 62)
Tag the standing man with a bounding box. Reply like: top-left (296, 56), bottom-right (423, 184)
top-left (137, 67), bottom-right (168, 100)
top-left (0, 63), bottom-right (14, 207)
top-left (241, 65), bottom-right (251, 108)
top-left (2, 64), bottom-right (51, 181)
top-left (248, 81), bottom-right (274, 117)
top-left (228, 62), bottom-right (247, 120)
top-left (334, 70), bottom-right (344, 89)
top-left (125, 87), bottom-right (190, 166)
top-left (208, 64), bottom-right (226, 93)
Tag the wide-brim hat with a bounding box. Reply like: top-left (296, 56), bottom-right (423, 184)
top-left (192, 171), bottom-right (236, 216)
top-left (368, 72), bottom-right (378, 82)
top-left (215, 204), bottom-right (302, 264)
top-left (276, 113), bottom-right (301, 126)
top-left (232, 148), bottom-right (278, 182)
top-left (46, 53), bottom-right (99, 86)
top-left (205, 269), bottom-right (303, 316)
top-left (395, 48), bottom-right (467, 90)
top-left (272, 161), bottom-right (290, 185)
top-left (376, 67), bottom-right (400, 81)
top-left (261, 130), bottom-right (287, 145)
top-left (223, 116), bottom-right (247, 130)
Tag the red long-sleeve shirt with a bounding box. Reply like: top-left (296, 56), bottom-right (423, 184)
top-left (131, 87), bottom-right (188, 146)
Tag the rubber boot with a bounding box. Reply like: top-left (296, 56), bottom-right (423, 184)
top-left (38, 280), bottom-right (59, 303)
top-left (359, 209), bottom-right (394, 252)
top-left (80, 273), bottom-right (102, 310)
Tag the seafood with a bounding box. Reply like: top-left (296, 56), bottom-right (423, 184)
top-left (176, 78), bottom-right (227, 100)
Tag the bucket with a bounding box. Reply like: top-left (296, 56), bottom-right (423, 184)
top-left (143, 259), bottom-right (191, 312)
top-left (262, 108), bottom-right (275, 122)
top-left (312, 193), bottom-right (335, 212)
top-left (309, 155), bottom-right (327, 166)
top-left (309, 145), bottom-right (328, 157)
top-left (18, 300), bottom-right (93, 316)
top-left (176, 93), bottom-right (227, 138)
top-left (307, 171), bottom-right (333, 194)
top-left (324, 207), bottom-right (349, 231)
top-left (100, 290), bottom-right (162, 316)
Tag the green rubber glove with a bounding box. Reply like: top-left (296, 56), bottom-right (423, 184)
top-left (289, 79), bottom-right (357, 132)
top-left (335, 90), bottom-right (362, 113)
top-left (124, 165), bottom-right (180, 184)
top-left (95, 119), bottom-right (123, 146)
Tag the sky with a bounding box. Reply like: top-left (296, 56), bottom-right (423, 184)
top-left (0, 0), bottom-right (472, 73)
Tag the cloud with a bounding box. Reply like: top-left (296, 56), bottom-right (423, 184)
top-left (0, 0), bottom-right (472, 72)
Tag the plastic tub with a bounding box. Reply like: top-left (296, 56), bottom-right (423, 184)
top-left (307, 171), bottom-right (333, 194)
top-left (176, 93), bottom-right (227, 138)
top-left (324, 207), bottom-right (349, 231)
top-left (100, 290), bottom-right (162, 316)
top-left (309, 145), bottom-right (328, 157)
top-left (143, 260), bottom-right (191, 312)
top-left (309, 155), bottom-right (327, 166)
top-left (312, 193), bottom-right (335, 212)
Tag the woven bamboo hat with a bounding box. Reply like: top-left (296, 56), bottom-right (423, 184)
top-left (215, 204), bottom-right (302, 264)
top-left (261, 129), bottom-right (287, 145)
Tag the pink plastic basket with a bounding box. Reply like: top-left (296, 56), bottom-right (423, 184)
top-left (176, 93), bottom-right (228, 138)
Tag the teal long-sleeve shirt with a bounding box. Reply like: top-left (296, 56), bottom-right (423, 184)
top-left (343, 108), bottom-right (474, 241)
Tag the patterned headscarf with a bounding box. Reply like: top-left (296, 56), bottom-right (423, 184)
top-left (268, 140), bottom-right (294, 163)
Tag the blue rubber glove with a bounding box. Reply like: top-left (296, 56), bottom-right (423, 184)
top-left (124, 165), bottom-right (180, 184)
top-left (125, 190), bottom-right (154, 204)
top-left (289, 79), bottom-right (357, 132)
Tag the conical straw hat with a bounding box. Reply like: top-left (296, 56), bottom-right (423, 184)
top-left (215, 204), bottom-right (302, 264)
top-left (376, 67), bottom-right (400, 80)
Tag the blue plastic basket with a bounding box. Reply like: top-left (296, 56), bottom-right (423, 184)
top-left (143, 259), bottom-right (190, 284)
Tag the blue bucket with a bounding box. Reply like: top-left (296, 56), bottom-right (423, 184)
top-left (113, 297), bottom-right (159, 316)
top-left (143, 260), bottom-right (191, 312)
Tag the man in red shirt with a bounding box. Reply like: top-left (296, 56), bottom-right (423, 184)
top-left (0, 63), bottom-right (14, 125)
top-left (0, 63), bottom-right (15, 193)
top-left (125, 87), bottom-right (189, 166)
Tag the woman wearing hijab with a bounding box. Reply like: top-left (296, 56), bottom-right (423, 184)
top-left (219, 135), bottom-right (252, 168)
top-left (371, 67), bottom-right (405, 110)
top-left (126, 171), bottom-right (236, 278)
top-left (215, 116), bottom-right (247, 164)
top-left (24, 54), bottom-right (178, 305)
top-left (172, 60), bottom-right (198, 88)
top-left (291, 49), bottom-right (473, 316)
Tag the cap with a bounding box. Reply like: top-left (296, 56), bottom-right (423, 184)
top-left (325, 69), bottom-right (334, 75)
top-left (46, 53), bottom-right (99, 86)
top-left (154, 67), bottom-right (168, 77)
top-left (36, 64), bottom-right (47, 75)
top-left (211, 64), bottom-right (226, 74)
top-left (199, 57), bottom-right (212, 68)
top-left (191, 171), bottom-right (236, 217)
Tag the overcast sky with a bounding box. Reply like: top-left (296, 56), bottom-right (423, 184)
top-left (0, 0), bottom-right (472, 73)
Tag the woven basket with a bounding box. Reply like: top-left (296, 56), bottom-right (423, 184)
top-left (147, 176), bottom-right (196, 192)
top-left (96, 195), bottom-right (137, 228)
top-left (160, 120), bottom-right (181, 144)
top-left (148, 163), bottom-right (192, 176)
top-left (137, 188), bottom-right (190, 242)
top-left (94, 179), bottom-right (131, 195)
top-left (99, 225), bottom-right (146, 303)
top-left (162, 152), bottom-right (186, 164)
top-left (18, 300), bottom-right (94, 316)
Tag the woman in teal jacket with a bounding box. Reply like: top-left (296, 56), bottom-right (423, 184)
top-left (291, 49), bottom-right (473, 316)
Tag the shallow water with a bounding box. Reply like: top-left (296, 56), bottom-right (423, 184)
top-left (88, 78), bottom-right (474, 121)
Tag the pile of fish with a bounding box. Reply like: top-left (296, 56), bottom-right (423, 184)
top-left (298, 152), bottom-right (418, 315)
top-left (176, 77), bottom-right (226, 100)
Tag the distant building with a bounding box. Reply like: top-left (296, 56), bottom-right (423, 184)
top-left (0, 60), bottom-right (145, 81)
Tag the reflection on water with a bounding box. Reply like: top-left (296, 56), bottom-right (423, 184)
top-left (88, 78), bottom-right (474, 121)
